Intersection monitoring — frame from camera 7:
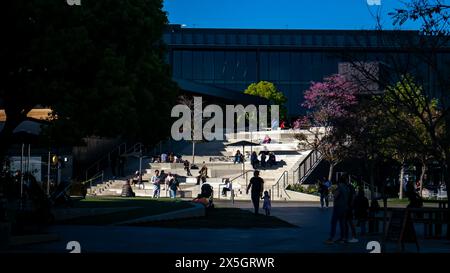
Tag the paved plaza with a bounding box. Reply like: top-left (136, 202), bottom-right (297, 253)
top-left (8, 201), bottom-right (449, 253)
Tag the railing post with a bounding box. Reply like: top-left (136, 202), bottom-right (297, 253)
top-left (231, 189), bottom-right (234, 204)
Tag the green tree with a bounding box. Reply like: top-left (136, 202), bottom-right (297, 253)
top-left (244, 81), bottom-right (287, 119)
top-left (0, 0), bottom-right (178, 156)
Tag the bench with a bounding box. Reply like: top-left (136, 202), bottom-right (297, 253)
top-left (367, 208), bottom-right (449, 238)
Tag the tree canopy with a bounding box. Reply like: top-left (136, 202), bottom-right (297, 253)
top-left (0, 0), bottom-right (178, 154)
top-left (244, 81), bottom-right (287, 118)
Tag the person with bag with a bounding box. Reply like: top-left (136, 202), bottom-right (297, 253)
top-left (168, 174), bottom-right (180, 199)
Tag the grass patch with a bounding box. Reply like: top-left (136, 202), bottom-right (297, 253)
top-left (130, 208), bottom-right (297, 229)
top-left (57, 197), bottom-right (192, 225)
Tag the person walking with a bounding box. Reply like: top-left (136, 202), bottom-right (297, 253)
top-left (151, 170), bottom-right (161, 198)
top-left (246, 170), bottom-right (264, 215)
top-left (325, 176), bottom-right (349, 244)
top-left (262, 191), bottom-right (271, 216)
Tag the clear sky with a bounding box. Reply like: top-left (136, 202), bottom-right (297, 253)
top-left (163, 0), bottom-right (422, 30)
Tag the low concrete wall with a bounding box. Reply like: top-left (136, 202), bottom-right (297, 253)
top-left (112, 203), bottom-right (205, 225)
top-left (285, 190), bottom-right (320, 202)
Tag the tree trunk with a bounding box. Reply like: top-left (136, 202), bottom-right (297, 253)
top-left (445, 155), bottom-right (450, 240)
top-left (399, 163), bottom-right (405, 199)
top-left (328, 162), bottom-right (335, 183)
top-left (369, 160), bottom-right (375, 200)
top-left (419, 160), bottom-right (427, 197)
top-left (191, 141), bottom-right (195, 165)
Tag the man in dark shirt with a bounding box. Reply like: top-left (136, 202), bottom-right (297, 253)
top-left (246, 171), bottom-right (264, 215)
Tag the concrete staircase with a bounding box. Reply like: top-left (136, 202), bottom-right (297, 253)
top-left (87, 128), bottom-right (324, 201)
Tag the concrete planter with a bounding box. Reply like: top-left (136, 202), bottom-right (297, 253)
top-left (0, 222), bottom-right (11, 251)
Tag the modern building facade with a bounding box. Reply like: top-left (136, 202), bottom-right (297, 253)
top-left (163, 24), bottom-right (450, 116)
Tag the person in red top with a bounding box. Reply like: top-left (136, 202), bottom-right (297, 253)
top-left (280, 120), bottom-right (286, 129)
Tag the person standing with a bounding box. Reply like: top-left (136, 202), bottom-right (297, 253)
top-left (325, 177), bottom-right (349, 244)
top-left (234, 150), bottom-right (242, 164)
top-left (344, 177), bottom-right (358, 243)
top-left (318, 179), bottom-right (330, 208)
top-left (250, 151), bottom-right (258, 169)
top-left (246, 170), bottom-right (264, 215)
top-left (151, 170), bottom-right (161, 198)
top-left (260, 152), bottom-right (267, 168)
top-left (168, 175), bottom-right (180, 199)
top-left (196, 162), bottom-right (208, 185)
top-left (184, 160), bottom-right (192, 176)
top-left (354, 188), bottom-right (369, 235)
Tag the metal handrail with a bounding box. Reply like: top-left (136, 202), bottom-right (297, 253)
top-left (85, 142), bottom-right (127, 181)
top-left (229, 170), bottom-right (254, 188)
top-left (293, 149), bottom-right (323, 185)
top-left (271, 171), bottom-right (290, 200)
top-left (80, 170), bottom-right (104, 194)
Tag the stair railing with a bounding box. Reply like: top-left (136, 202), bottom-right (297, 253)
top-left (271, 171), bottom-right (290, 200)
top-left (293, 149), bottom-right (323, 185)
top-left (84, 142), bottom-right (127, 181)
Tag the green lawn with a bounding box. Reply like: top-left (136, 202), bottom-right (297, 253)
top-left (130, 208), bottom-right (297, 229)
top-left (57, 197), bottom-right (193, 225)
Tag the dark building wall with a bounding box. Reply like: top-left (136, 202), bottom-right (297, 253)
top-left (163, 25), bottom-right (450, 116)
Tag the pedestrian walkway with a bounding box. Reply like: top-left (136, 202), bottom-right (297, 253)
top-left (7, 201), bottom-right (450, 253)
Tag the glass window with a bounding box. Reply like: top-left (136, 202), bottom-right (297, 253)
top-left (181, 51), bottom-right (193, 79)
top-left (227, 34), bottom-right (237, 45)
top-left (214, 51), bottom-right (225, 81)
top-left (194, 33), bottom-right (204, 44)
top-left (248, 34), bottom-right (259, 45)
top-left (281, 35), bottom-right (292, 45)
top-left (269, 52), bottom-right (280, 80)
top-left (290, 52), bottom-right (301, 81)
top-left (203, 51), bottom-right (214, 80)
top-left (174, 33), bottom-right (182, 44)
top-left (294, 35), bottom-right (301, 46)
top-left (261, 35), bottom-right (269, 45)
top-left (172, 51), bottom-right (182, 78)
top-left (206, 34), bottom-right (215, 44)
top-left (224, 51), bottom-right (236, 81)
top-left (183, 33), bottom-right (193, 44)
top-left (193, 51), bottom-right (203, 80)
top-left (259, 52), bottom-right (270, 80)
top-left (238, 34), bottom-right (247, 45)
top-left (245, 52), bottom-right (257, 82)
top-left (302, 35), bottom-right (312, 46)
top-left (216, 34), bottom-right (226, 44)
top-left (270, 35), bottom-right (281, 45)
top-left (235, 51), bottom-right (246, 81)
top-left (279, 52), bottom-right (290, 81)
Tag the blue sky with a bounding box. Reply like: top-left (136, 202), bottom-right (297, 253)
top-left (163, 0), bottom-right (422, 30)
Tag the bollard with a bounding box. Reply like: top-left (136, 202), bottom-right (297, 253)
top-left (231, 189), bottom-right (234, 204)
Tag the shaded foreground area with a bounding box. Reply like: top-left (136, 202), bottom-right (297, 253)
top-left (56, 197), bottom-right (192, 225)
top-left (131, 208), bottom-right (296, 229)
